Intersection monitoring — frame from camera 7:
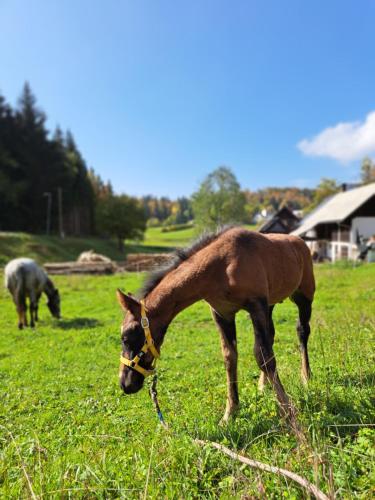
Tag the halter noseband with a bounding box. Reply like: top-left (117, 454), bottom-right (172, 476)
top-left (120, 300), bottom-right (160, 378)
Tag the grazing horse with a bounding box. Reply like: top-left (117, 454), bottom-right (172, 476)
top-left (4, 258), bottom-right (61, 329)
top-left (117, 227), bottom-right (315, 426)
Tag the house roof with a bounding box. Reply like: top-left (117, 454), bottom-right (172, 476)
top-left (258, 206), bottom-right (300, 233)
top-left (259, 218), bottom-right (289, 233)
top-left (292, 182), bottom-right (375, 237)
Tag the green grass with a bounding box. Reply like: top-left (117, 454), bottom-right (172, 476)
top-left (1, 265), bottom-right (374, 498)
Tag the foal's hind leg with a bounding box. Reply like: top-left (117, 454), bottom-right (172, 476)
top-left (246, 298), bottom-right (304, 439)
top-left (291, 291), bottom-right (312, 384)
top-left (211, 309), bottom-right (239, 424)
top-left (258, 305), bottom-right (275, 391)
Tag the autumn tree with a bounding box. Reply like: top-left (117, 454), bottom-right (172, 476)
top-left (304, 178), bottom-right (340, 213)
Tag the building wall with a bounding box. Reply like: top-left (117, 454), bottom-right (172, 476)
top-left (352, 217), bottom-right (375, 240)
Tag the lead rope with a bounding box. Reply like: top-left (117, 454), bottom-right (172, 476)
top-left (149, 373), bottom-right (168, 429)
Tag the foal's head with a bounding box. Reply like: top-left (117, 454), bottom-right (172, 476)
top-left (117, 290), bottom-right (162, 395)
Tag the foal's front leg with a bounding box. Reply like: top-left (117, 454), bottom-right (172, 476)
top-left (211, 309), bottom-right (239, 424)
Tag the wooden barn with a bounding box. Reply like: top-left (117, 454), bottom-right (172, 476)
top-left (292, 182), bottom-right (375, 261)
top-left (258, 206), bottom-right (300, 234)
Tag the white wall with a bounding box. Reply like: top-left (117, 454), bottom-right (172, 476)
top-left (351, 217), bottom-right (375, 242)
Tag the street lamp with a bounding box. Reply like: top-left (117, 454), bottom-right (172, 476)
top-left (43, 192), bottom-right (52, 235)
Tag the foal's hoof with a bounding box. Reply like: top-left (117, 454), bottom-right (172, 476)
top-left (219, 416), bottom-right (230, 427)
top-left (258, 372), bottom-right (269, 392)
top-left (301, 370), bottom-right (312, 386)
top-left (219, 408), bottom-right (239, 426)
top-left (18, 323), bottom-right (23, 330)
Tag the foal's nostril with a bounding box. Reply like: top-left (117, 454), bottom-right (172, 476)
top-left (120, 371), bottom-right (144, 394)
top-left (120, 379), bottom-right (138, 394)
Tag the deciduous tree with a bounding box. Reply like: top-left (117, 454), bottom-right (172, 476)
top-left (192, 166), bottom-right (246, 231)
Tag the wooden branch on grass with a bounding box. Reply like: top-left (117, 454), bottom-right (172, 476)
top-left (195, 439), bottom-right (330, 500)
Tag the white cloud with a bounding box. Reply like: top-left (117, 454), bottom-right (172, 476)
top-left (297, 111), bottom-right (375, 163)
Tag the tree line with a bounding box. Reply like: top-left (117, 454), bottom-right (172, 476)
top-left (2, 83), bottom-right (373, 246)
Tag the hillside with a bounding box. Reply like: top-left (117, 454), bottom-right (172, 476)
top-left (0, 225), bottom-right (259, 266)
top-left (0, 233), bottom-right (125, 266)
top-left (0, 229), bottom-right (189, 266)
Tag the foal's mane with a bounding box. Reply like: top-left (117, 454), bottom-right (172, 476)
top-left (139, 225), bottom-right (234, 298)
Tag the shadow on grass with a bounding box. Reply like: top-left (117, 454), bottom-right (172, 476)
top-left (191, 394), bottom-right (285, 450)
top-left (56, 317), bottom-right (102, 330)
top-left (297, 385), bottom-right (375, 440)
top-left (336, 372), bottom-right (375, 388)
top-left (323, 397), bottom-right (374, 437)
top-left (195, 416), bottom-right (285, 450)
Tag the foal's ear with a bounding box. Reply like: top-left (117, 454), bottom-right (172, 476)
top-left (116, 289), bottom-right (140, 314)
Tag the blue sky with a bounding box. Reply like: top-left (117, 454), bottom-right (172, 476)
top-left (1, 0), bottom-right (375, 197)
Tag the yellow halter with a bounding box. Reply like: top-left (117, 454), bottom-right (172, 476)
top-left (120, 300), bottom-right (160, 378)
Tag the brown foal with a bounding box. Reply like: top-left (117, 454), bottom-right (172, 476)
top-left (117, 227), bottom-right (315, 427)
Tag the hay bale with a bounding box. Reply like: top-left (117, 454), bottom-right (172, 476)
top-left (77, 250), bottom-right (112, 264)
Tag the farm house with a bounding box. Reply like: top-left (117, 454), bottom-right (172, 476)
top-left (258, 206), bottom-right (301, 234)
top-left (292, 182), bottom-right (375, 262)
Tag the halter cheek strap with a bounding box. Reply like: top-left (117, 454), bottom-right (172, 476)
top-left (120, 300), bottom-right (160, 378)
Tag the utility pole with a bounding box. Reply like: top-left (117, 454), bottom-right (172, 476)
top-left (43, 192), bottom-right (52, 235)
top-left (57, 187), bottom-right (64, 239)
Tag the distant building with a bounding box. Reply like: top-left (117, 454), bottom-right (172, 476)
top-left (259, 206), bottom-right (300, 234)
top-left (292, 183), bottom-right (375, 261)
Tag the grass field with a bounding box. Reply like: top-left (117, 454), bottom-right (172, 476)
top-left (0, 264), bottom-right (374, 498)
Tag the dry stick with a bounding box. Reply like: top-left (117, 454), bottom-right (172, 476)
top-left (195, 440), bottom-right (330, 500)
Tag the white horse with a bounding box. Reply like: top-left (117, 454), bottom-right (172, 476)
top-left (4, 258), bottom-right (61, 329)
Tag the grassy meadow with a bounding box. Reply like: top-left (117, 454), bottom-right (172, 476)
top-left (0, 264), bottom-right (374, 498)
